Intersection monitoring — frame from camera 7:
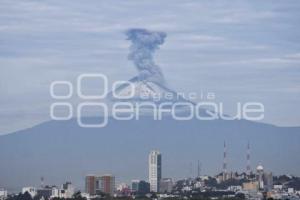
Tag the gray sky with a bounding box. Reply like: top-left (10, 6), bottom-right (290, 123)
top-left (1, 0), bottom-right (300, 134)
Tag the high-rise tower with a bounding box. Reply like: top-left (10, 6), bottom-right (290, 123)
top-left (85, 175), bottom-right (97, 195)
top-left (149, 150), bottom-right (162, 192)
top-left (100, 174), bottom-right (115, 196)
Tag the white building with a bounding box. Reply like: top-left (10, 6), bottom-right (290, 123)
top-left (49, 182), bottom-right (75, 198)
top-left (274, 184), bottom-right (283, 190)
top-left (149, 150), bottom-right (162, 192)
top-left (288, 188), bottom-right (294, 194)
top-left (117, 183), bottom-right (129, 192)
top-left (228, 185), bottom-right (242, 192)
top-left (22, 187), bottom-right (37, 198)
top-left (62, 182), bottom-right (75, 198)
top-left (51, 187), bottom-right (60, 198)
top-left (80, 192), bottom-right (90, 200)
top-left (0, 189), bottom-right (7, 200)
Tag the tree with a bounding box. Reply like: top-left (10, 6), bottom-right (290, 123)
top-left (72, 191), bottom-right (86, 200)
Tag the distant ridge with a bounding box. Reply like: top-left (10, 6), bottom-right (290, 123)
top-left (0, 116), bottom-right (300, 191)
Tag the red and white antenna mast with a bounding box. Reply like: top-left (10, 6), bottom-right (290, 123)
top-left (222, 141), bottom-right (227, 181)
top-left (246, 141), bottom-right (251, 175)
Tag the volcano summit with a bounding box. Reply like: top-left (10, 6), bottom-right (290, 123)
top-left (108, 28), bottom-right (191, 105)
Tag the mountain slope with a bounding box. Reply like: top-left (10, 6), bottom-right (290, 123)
top-left (0, 116), bottom-right (300, 192)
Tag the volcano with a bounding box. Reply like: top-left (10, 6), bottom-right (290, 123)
top-left (1, 28), bottom-right (299, 192)
top-left (1, 115), bottom-right (300, 191)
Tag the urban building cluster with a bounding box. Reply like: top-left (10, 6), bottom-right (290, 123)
top-left (1, 182), bottom-right (75, 200)
top-left (85, 174), bottom-right (115, 196)
top-left (1, 148), bottom-right (300, 200)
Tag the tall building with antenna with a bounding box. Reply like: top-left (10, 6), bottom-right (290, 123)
top-left (40, 176), bottom-right (44, 188)
top-left (188, 162), bottom-right (193, 178)
top-left (222, 141), bottom-right (227, 181)
top-left (246, 141), bottom-right (251, 175)
top-left (197, 160), bottom-right (201, 178)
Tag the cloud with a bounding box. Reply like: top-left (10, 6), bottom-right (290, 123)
top-left (213, 53), bottom-right (300, 66)
top-left (284, 53), bottom-right (300, 59)
top-left (1, 0), bottom-right (300, 134)
top-left (175, 34), bottom-right (225, 42)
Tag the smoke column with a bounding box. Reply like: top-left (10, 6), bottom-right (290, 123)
top-left (126, 28), bottom-right (167, 84)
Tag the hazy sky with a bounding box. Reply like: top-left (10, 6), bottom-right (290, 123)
top-left (1, 0), bottom-right (300, 134)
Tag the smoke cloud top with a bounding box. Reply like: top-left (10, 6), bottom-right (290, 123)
top-left (126, 28), bottom-right (167, 84)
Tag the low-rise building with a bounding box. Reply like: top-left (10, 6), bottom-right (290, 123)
top-left (273, 184), bottom-right (283, 190)
top-left (60, 182), bottom-right (75, 198)
top-left (288, 188), bottom-right (294, 194)
top-left (131, 180), bottom-right (150, 195)
top-left (22, 187), bottom-right (37, 198)
top-left (159, 178), bottom-right (173, 193)
top-left (0, 189), bottom-right (7, 200)
top-left (242, 181), bottom-right (259, 191)
top-left (37, 186), bottom-right (53, 199)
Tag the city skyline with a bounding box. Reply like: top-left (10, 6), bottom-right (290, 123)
top-left (1, 148), bottom-right (300, 200)
top-left (0, 145), bottom-right (278, 193)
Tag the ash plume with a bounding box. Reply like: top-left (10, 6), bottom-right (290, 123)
top-left (126, 28), bottom-right (167, 84)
